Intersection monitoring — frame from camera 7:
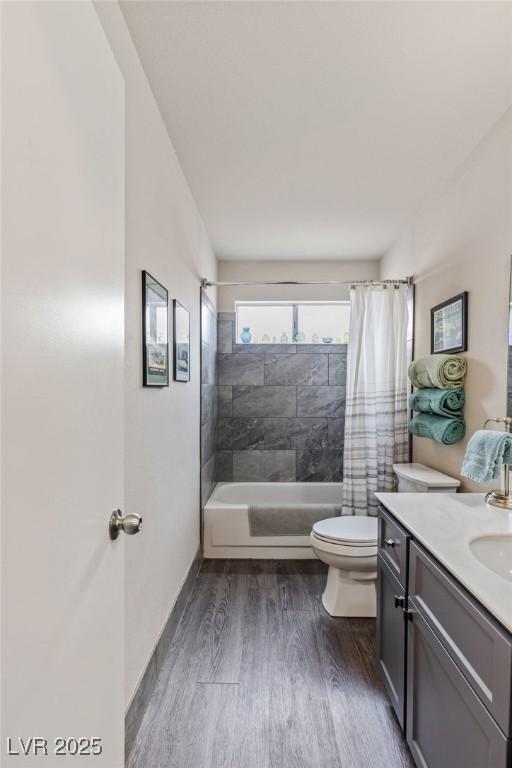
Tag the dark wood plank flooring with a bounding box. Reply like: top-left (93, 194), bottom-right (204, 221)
top-left (128, 560), bottom-right (414, 768)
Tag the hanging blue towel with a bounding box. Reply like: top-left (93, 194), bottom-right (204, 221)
top-left (461, 430), bottom-right (512, 483)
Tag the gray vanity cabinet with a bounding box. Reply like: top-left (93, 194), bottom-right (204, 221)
top-left (376, 555), bottom-right (407, 729)
top-left (406, 607), bottom-right (510, 768)
top-left (377, 504), bottom-right (512, 768)
top-left (409, 541), bottom-right (512, 735)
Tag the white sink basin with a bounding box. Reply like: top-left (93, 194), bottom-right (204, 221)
top-left (469, 534), bottom-right (512, 583)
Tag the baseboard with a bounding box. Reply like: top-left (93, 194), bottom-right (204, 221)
top-left (125, 548), bottom-right (203, 760)
top-left (204, 545), bottom-right (317, 559)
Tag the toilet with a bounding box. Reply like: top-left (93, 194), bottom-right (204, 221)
top-left (310, 462), bottom-right (460, 617)
top-left (392, 462), bottom-right (461, 493)
top-left (310, 516), bottom-right (378, 617)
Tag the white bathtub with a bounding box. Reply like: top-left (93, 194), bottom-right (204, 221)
top-left (203, 481), bottom-right (343, 559)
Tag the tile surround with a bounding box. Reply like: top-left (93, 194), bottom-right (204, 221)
top-left (263, 418), bottom-right (328, 450)
top-left (264, 353), bottom-right (328, 385)
top-left (327, 418), bottom-right (345, 447)
top-left (296, 449), bottom-right (344, 482)
top-left (328, 354), bottom-right (347, 385)
top-left (201, 384), bottom-right (215, 428)
top-left (296, 385), bottom-right (345, 418)
top-left (233, 450), bottom-right (296, 482)
top-left (200, 293), bottom-right (217, 508)
top-left (217, 417), bottom-right (265, 451)
top-left (217, 353), bottom-right (265, 385)
top-left (232, 385), bottom-right (297, 417)
top-left (217, 385), bottom-right (233, 417)
top-left (215, 312), bottom-right (347, 482)
top-left (216, 450), bottom-right (234, 482)
top-left (235, 343), bottom-right (297, 354)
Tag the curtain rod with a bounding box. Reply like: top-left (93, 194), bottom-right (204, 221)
top-left (200, 277), bottom-right (413, 289)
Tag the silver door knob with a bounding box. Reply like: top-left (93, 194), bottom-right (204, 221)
top-left (109, 509), bottom-right (142, 540)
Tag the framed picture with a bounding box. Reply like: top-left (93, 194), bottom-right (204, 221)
top-left (142, 271), bottom-right (169, 387)
top-left (173, 300), bottom-right (190, 382)
top-left (431, 292), bottom-right (468, 354)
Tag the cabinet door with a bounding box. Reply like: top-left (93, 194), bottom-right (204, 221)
top-left (377, 554), bottom-right (407, 729)
top-left (406, 605), bottom-right (510, 768)
top-left (409, 541), bottom-right (512, 735)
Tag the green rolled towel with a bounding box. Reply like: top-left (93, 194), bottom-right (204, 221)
top-left (409, 414), bottom-right (466, 445)
top-left (408, 355), bottom-right (467, 389)
top-left (409, 388), bottom-right (465, 417)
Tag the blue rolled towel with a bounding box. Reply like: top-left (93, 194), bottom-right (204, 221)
top-left (409, 388), bottom-right (465, 417)
top-left (461, 429), bottom-right (512, 483)
top-left (409, 414), bottom-right (465, 445)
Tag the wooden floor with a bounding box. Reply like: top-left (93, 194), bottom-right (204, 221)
top-left (128, 560), bottom-right (414, 768)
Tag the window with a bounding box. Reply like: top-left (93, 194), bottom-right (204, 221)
top-left (235, 301), bottom-right (350, 345)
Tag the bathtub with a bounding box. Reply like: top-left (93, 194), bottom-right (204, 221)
top-left (203, 481), bottom-right (343, 559)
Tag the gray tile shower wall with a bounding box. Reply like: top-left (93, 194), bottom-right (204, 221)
top-left (215, 313), bottom-right (347, 482)
top-left (200, 292), bottom-right (217, 507)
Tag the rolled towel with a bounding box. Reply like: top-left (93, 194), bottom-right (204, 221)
top-left (408, 355), bottom-right (467, 390)
top-left (461, 429), bottom-right (512, 483)
top-left (409, 387), bottom-right (465, 417)
top-left (409, 413), bottom-right (465, 445)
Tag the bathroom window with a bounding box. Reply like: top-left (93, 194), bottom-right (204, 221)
top-left (235, 301), bottom-right (350, 345)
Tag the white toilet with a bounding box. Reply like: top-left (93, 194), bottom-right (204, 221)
top-left (310, 516), bottom-right (378, 617)
top-left (392, 462), bottom-right (461, 493)
top-left (310, 462), bottom-right (460, 617)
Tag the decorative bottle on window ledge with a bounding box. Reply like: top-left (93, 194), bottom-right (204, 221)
top-left (280, 331), bottom-right (289, 343)
top-left (240, 326), bottom-right (252, 344)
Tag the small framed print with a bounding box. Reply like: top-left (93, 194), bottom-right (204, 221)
top-left (431, 292), bottom-right (468, 355)
top-left (173, 300), bottom-right (190, 382)
top-left (142, 271), bottom-right (169, 387)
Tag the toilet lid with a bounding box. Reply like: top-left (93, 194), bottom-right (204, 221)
top-left (312, 516), bottom-right (378, 545)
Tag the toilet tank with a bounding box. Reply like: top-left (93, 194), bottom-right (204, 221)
top-left (393, 463), bottom-right (460, 493)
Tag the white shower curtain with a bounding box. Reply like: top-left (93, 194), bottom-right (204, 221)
top-left (342, 284), bottom-right (409, 516)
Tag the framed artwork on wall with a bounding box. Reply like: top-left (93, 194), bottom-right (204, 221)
top-left (174, 300), bottom-right (190, 382)
top-left (142, 271), bottom-right (169, 387)
top-left (431, 291), bottom-right (468, 355)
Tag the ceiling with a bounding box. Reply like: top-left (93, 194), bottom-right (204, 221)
top-left (121, 1), bottom-right (512, 262)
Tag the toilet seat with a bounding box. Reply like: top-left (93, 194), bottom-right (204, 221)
top-left (310, 533), bottom-right (377, 558)
top-left (312, 516), bottom-right (378, 546)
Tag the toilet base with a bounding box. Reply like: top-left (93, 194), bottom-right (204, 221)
top-left (321, 565), bottom-right (376, 617)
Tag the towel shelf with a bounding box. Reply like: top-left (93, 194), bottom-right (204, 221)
top-left (483, 417), bottom-right (512, 510)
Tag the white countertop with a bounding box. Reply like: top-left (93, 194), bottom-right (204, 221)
top-left (376, 492), bottom-right (512, 634)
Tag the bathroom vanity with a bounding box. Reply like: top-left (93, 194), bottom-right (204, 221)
top-left (376, 493), bottom-right (512, 768)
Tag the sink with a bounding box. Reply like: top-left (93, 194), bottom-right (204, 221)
top-left (469, 534), bottom-right (512, 583)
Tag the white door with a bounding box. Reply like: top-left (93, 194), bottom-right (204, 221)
top-left (2, 2), bottom-right (125, 765)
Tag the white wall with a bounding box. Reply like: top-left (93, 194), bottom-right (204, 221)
top-left (218, 259), bottom-right (379, 311)
top-left (381, 107), bottom-right (512, 491)
top-left (95, 3), bottom-right (217, 708)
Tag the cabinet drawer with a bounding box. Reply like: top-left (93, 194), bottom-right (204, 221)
top-left (409, 541), bottom-right (512, 736)
top-left (406, 605), bottom-right (510, 768)
top-left (378, 506), bottom-right (410, 588)
top-left (376, 555), bottom-right (407, 730)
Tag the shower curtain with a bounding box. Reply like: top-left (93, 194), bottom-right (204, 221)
top-left (342, 284), bottom-right (409, 516)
